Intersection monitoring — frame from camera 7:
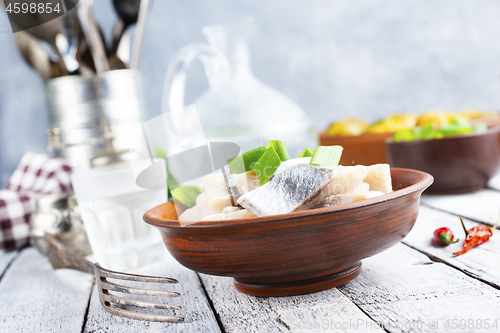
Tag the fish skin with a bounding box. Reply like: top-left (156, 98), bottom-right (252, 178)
top-left (237, 164), bottom-right (335, 217)
top-left (274, 157), bottom-right (311, 175)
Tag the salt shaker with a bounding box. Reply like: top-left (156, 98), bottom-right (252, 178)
top-left (30, 191), bottom-right (92, 257)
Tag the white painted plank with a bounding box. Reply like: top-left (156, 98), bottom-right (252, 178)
top-left (199, 274), bottom-right (384, 333)
top-left (487, 172), bottom-right (500, 191)
top-left (0, 250), bottom-right (18, 276)
top-left (338, 243), bottom-right (500, 333)
top-left (421, 189), bottom-right (500, 225)
top-left (403, 205), bottom-right (500, 288)
top-left (83, 252), bottom-right (221, 333)
top-left (0, 247), bottom-right (94, 333)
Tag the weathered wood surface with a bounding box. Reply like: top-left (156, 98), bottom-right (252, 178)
top-left (0, 249), bottom-right (18, 277)
top-left (0, 247), bottom-right (94, 333)
top-left (403, 205), bottom-right (500, 288)
top-left (421, 189), bottom-right (500, 226)
top-left (2, 187), bottom-right (500, 332)
top-left (83, 252), bottom-right (221, 333)
top-left (199, 274), bottom-right (383, 333)
top-left (338, 243), bottom-right (500, 333)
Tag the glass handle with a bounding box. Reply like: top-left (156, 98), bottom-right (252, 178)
top-left (161, 42), bottom-right (215, 134)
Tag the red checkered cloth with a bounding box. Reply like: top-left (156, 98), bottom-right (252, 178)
top-left (0, 152), bottom-right (73, 254)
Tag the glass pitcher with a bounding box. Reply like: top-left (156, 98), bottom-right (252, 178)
top-left (162, 17), bottom-right (318, 157)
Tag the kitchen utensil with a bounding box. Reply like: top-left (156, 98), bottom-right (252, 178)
top-left (111, 0), bottom-right (140, 55)
top-left (117, 30), bottom-right (131, 66)
top-left (54, 6), bottom-right (81, 73)
top-left (13, 30), bottom-right (53, 80)
top-left (9, 5), bottom-right (81, 74)
top-left (109, 54), bottom-right (128, 70)
top-left (144, 168), bottom-right (433, 297)
top-left (319, 132), bottom-right (393, 166)
top-left (385, 125), bottom-right (500, 193)
top-left (162, 17), bottom-right (317, 158)
top-left (130, 0), bottom-right (151, 68)
top-left (44, 233), bottom-right (183, 322)
top-left (76, 23), bottom-right (110, 75)
top-left (78, 0), bottom-right (109, 73)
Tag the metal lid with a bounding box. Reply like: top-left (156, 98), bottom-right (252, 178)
top-left (35, 191), bottom-right (75, 211)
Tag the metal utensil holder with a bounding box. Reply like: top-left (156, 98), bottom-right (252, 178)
top-left (46, 69), bottom-right (148, 169)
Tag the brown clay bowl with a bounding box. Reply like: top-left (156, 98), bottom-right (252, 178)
top-left (144, 168), bottom-right (433, 297)
top-left (385, 126), bottom-right (500, 193)
top-left (319, 132), bottom-right (393, 166)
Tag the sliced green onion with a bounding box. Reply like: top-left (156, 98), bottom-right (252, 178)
top-left (227, 154), bottom-right (246, 174)
top-left (438, 125), bottom-right (472, 137)
top-left (473, 123), bottom-right (488, 133)
top-left (267, 140), bottom-right (290, 161)
top-left (227, 146), bottom-right (266, 174)
top-left (154, 145), bottom-right (167, 159)
top-left (415, 124), bottom-right (439, 140)
top-left (298, 148), bottom-right (313, 158)
top-left (310, 146), bottom-right (343, 166)
top-left (252, 147), bottom-right (281, 185)
top-left (448, 116), bottom-right (470, 127)
top-left (393, 129), bottom-right (416, 142)
top-left (171, 185), bottom-right (203, 208)
top-left (392, 119), bottom-right (488, 143)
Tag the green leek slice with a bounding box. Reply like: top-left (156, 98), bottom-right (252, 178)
top-left (267, 140), bottom-right (290, 161)
top-left (227, 146), bottom-right (266, 174)
top-left (438, 125), bottom-right (472, 136)
top-left (252, 147), bottom-right (281, 185)
top-left (227, 154), bottom-right (245, 174)
top-left (393, 130), bottom-right (416, 142)
top-left (298, 148), bottom-right (313, 158)
top-left (310, 146), bottom-right (343, 166)
top-left (171, 185), bottom-right (203, 208)
top-left (473, 123), bottom-right (488, 133)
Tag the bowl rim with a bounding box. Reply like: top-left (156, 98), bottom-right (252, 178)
top-left (144, 167), bottom-right (433, 229)
top-left (318, 131), bottom-right (395, 139)
top-left (384, 124), bottom-right (500, 146)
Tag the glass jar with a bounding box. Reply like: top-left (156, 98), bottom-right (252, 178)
top-left (71, 159), bottom-right (166, 271)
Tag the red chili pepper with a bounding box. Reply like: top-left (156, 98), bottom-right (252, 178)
top-left (433, 227), bottom-right (459, 246)
top-left (453, 217), bottom-right (497, 256)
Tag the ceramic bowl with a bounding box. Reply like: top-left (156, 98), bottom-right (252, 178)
top-left (319, 132), bottom-right (393, 166)
top-left (144, 168), bottom-right (433, 297)
top-left (385, 126), bottom-right (500, 193)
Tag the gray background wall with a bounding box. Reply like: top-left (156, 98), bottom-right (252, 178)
top-left (2, 0), bottom-right (500, 187)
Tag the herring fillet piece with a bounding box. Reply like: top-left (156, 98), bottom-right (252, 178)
top-left (237, 164), bottom-right (335, 217)
top-left (203, 172), bottom-right (233, 212)
top-left (179, 193), bottom-right (218, 221)
top-left (316, 190), bottom-right (384, 208)
top-left (202, 207), bottom-right (255, 221)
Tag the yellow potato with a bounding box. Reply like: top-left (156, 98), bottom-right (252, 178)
top-left (416, 111), bottom-right (450, 129)
top-left (366, 113), bottom-right (417, 133)
top-left (326, 118), bottom-right (370, 136)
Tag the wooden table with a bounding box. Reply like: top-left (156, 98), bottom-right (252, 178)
top-left (2, 175), bottom-right (500, 333)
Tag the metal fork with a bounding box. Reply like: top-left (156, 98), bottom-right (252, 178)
top-left (43, 233), bottom-right (184, 322)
